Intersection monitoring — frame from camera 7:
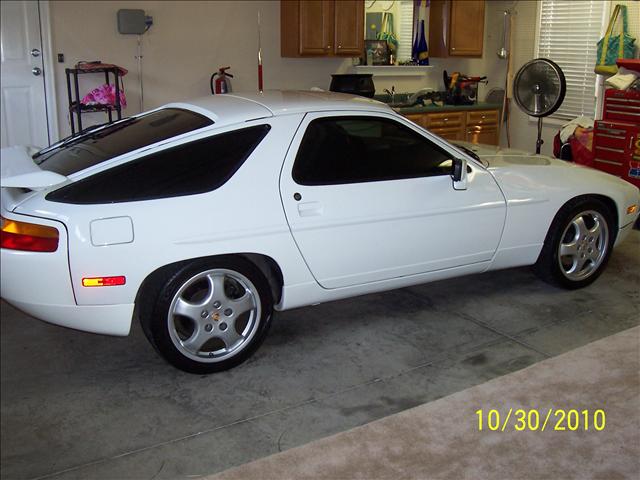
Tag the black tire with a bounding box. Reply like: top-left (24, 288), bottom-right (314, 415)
top-left (141, 256), bottom-right (273, 374)
top-left (534, 197), bottom-right (615, 289)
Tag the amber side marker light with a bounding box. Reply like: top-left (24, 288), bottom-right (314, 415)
top-left (82, 276), bottom-right (126, 287)
top-left (627, 205), bottom-right (638, 215)
top-left (1, 215), bottom-right (59, 252)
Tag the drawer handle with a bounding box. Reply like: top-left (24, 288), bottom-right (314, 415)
top-left (481, 115), bottom-right (485, 119)
top-left (596, 146), bottom-right (624, 153)
top-left (444, 118), bottom-right (448, 121)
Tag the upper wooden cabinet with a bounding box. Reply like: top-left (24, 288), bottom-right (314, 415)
top-left (428, 0), bottom-right (485, 57)
top-left (281, 1), bottom-right (364, 57)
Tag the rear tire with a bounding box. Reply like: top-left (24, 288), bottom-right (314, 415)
top-left (141, 257), bottom-right (273, 374)
top-left (534, 197), bottom-right (615, 289)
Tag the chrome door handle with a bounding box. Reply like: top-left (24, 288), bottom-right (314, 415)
top-left (31, 48), bottom-right (41, 57)
top-left (32, 67), bottom-right (42, 76)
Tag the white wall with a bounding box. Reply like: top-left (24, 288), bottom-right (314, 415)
top-left (49, 0), bottom-right (353, 138)
top-left (49, 0), bottom-right (586, 156)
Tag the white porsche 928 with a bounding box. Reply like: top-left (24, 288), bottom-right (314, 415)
top-left (2, 91), bottom-right (639, 373)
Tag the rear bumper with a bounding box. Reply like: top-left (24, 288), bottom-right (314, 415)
top-left (3, 299), bottom-right (134, 336)
top-left (1, 212), bottom-right (134, 336)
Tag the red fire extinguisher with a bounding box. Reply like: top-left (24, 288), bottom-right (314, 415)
top-left (210, 66), bottom-right (233, 94)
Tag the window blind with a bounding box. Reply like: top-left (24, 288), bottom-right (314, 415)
top-left (536, 0), bottom-right (607, 121)
top-left (397, 0), bottom-right (414, 62)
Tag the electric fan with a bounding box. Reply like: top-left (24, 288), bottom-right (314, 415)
top-left (513, 58), bottom-right (566, 154)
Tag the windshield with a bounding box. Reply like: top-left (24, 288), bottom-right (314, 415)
top-left (35, 108), bottom-right (213, 176)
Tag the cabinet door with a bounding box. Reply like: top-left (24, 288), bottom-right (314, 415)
top-left (467, 127), bottom-right (498, 145)
top-left (449, 0), bottom-right (484, 56)
top-left (403, 114), bottom-right (428, 128)
top-left (299, 0), bottom-right (334, 55)
top-left (334, 0), bottom-right (364, 56)
top-left (430, 126), bottom-right (465, 141)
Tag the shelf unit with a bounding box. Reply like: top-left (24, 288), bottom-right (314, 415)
top-left (65, 66), bottom-right (123, 135)
top-left (354, 65), bottom-right (432, 76)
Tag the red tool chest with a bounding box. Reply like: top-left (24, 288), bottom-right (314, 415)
top-left (592, 85), bottom-right (640, 188)
top-left (593, 119), bottom-right (640, 187)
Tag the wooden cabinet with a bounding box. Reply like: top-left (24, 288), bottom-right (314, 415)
top-left (403, 108), bottom-right (500, 145)
top-left (429, 0), bottom-right (485, 57)
top-left (281, 1), bottom-right (364, 57)
top-left (465, 110), bottom-right (499, 145)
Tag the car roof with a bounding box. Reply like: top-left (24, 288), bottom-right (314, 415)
top-left (163, 90), bottom-right (393, 126)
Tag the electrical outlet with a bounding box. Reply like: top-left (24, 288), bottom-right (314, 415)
top-left (57, 53), bottom-right (64, 63)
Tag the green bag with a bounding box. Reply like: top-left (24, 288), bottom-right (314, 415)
top-left (376, 12), bottom-right (398, 55)
top-left (595, 4), bottom-right (636, 76)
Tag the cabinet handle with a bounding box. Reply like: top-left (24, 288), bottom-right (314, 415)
top-left (337, 45), bottom-right (342, 49)
top-left (481, 115), bottom-right (486, 119)
top-left (451, 47), bottom-right (456, 51)
top-left (326, 45), bottom-right (332, 50)
top-left (444, 118), bottom-right (448, 122)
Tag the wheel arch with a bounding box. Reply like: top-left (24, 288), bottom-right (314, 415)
top-left (555, 194), bottom-right (619, 239)
top-left (133, 253), bottom-right (284, 332)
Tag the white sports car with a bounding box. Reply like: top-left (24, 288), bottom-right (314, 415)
top-left (2, 91), bottom-right (639, 373)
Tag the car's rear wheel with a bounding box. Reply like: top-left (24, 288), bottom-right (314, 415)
top-left (144, 257), bottom-right (273, 373)
top-left (534, 198), bottom-right (615, 289)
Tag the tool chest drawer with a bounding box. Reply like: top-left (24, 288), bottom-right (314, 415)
top-left (593, 120), bottom-right (640, 187)
top-left (603, 90), bottom-right (640, 123)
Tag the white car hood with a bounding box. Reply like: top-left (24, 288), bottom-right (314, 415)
top-left (452, 142), bottom-right (640, 230)
top-left (453, 141), bottom-right (565, 168)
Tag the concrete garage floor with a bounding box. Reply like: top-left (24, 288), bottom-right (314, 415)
top-left (1, 231), bottom-right (638, 480)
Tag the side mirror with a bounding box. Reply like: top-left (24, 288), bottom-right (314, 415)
top-left (452, 158), bottom-right (464, 181)
top-left (451, 158), bottom-right (468, 190)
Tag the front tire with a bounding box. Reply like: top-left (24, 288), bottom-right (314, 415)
top-left (143, 257), bottom-right (273, 374)
top-left (534, 198), bottom-right (615, 289)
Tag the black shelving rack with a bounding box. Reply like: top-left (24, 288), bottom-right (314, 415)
top-left (65, 66), bottom-right (123, 135)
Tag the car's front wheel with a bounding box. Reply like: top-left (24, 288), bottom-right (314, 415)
top-left (534, 197), bottom-right (615, 289)
top-left (143, 257), bottom-right (273, 373)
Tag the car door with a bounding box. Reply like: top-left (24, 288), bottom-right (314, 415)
top-left (279, 111), bottom-right (506, 289)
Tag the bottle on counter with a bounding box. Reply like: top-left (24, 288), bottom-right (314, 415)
top-left (416, 20), bottom-right (429, 66)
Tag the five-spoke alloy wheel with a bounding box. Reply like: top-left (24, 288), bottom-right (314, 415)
top-left (144, 257), bottom-right (273, 373)
top-left (557, 210), bottom-right (609, 282)
top-left (535, 197), bottom-right (615, 289)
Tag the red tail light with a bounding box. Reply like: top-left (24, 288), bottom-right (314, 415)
top-left (1, 216), bottom-right (59, 252)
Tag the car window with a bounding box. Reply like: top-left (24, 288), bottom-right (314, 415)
top-left (35, 108), bottom-right (214, 176)
top-left (292, 116), bottom-right (453, 186)
top-left (46, 125), bottom-right (270, 204)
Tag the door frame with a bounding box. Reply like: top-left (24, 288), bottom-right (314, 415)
top-left (38, 0), bottom-right (59, 144)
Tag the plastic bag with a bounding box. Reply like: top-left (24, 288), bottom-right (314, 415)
top-left (81, 84), bottom-right (127, 109)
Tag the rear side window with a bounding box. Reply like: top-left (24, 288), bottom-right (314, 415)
top-left (46, 125), bottom-right (270, 204)
top-left (293, 116), bottom-right (452, 185)
top-left (35, 108), bottom-right (213, 176)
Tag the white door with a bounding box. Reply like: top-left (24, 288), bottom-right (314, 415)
top-left (1, 0), bottom-right (49, 148)
top-left (280, 112), bottom-right (507, 289)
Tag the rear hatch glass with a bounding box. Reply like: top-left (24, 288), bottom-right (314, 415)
top-left (34, 108), bottom-right (213, 176)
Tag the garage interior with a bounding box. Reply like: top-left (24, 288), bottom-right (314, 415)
top-left (1, 1), bottom-right (640, 479)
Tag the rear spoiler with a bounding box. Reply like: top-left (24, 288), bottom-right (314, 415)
top-left (1, 146), bottom-right (67, 190)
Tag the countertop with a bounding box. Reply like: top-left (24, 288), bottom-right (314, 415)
top-left (391, 102), bottom-right (502, 115)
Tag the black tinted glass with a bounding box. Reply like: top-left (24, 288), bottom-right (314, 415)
top-left (46, 125), bottom-right (270, 204)
top-left (293, 117), bottom-right (452, 185)
top-left (36, 109), bottom-right (213, 176)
